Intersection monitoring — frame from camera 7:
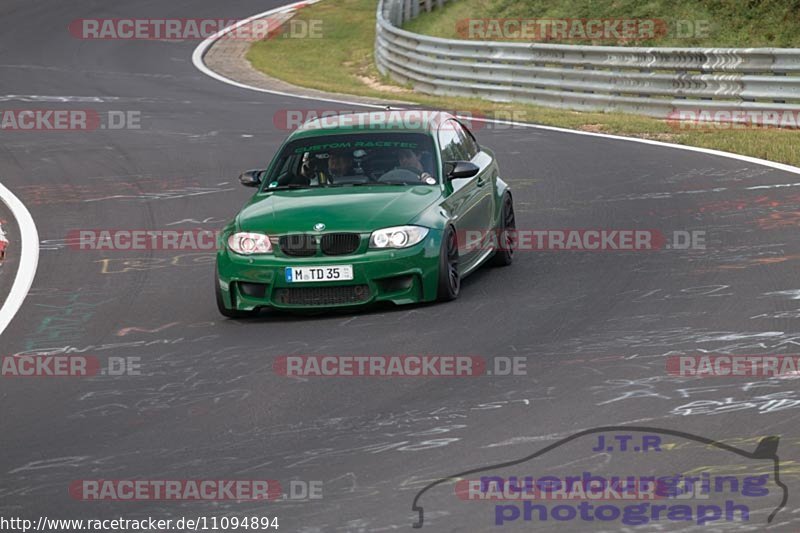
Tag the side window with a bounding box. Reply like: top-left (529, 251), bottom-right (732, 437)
top-left (271, 155), bottom-right (293, 185)
top-left (454, 121), bottom-right (480, 159)
top-left (438, 125), bottom-right (466, 163)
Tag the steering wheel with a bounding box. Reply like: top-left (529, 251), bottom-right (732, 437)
top-left (377, 167), bottom-right (422, 183)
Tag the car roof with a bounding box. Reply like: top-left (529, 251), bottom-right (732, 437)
top-left (287, 110), bottom-right (457, 140)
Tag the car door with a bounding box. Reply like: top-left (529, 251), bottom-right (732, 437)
top-left (438, 119), bottom-right (486, 269)
top-left (453, 120), bottom-right (496, 243)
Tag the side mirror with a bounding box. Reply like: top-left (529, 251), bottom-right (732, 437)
top-left (239, 169), bottom-right (264, 187)
top-left (445, 161), bottom-right (480, 180)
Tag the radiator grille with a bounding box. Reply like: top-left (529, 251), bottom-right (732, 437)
top-left (279, 234), bottom-right (316, 257)
top-left (274, 285), bottom-right (371, 306)
top-left (320, 233), bottom-right (360, 255)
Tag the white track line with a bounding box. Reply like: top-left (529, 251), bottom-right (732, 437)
top-left (0, 180), bottom-right (39, 336)
top-left (465, 117), bottom-right (800, 176)
top-left (192, 1), bottom-right (800, 178)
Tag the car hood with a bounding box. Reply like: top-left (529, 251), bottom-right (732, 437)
top-left (237, 186), bottom-right (440, 233)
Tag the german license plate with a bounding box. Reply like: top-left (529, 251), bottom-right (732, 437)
top-left (286, 265), bottom-right (354, 283)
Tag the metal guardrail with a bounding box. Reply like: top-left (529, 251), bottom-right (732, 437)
top-left (375, 0), bottom-right (800, 119)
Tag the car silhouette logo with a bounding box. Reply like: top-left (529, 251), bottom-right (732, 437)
top-left (410, 425), bottom-right (788, 528)
top-left (313, 223), bottom-right (326, 231)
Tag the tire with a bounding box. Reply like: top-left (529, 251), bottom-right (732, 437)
top-left (489, 192), bottom-right (515, 267)
top-left (215, 275), bottom-right (258, 318)
top-left (437, 226), bottom-right (460, 301)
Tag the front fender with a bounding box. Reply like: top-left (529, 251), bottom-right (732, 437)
top-left (493, 177), bottom-right (511, 228)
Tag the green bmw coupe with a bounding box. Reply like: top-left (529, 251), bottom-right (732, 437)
top-left (215, 110), bottom-right (514, 317)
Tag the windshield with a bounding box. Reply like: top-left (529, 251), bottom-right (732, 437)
top-left (262, 132), bottom-right (438, 190)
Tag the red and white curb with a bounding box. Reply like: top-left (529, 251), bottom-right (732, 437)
top-left (192, 0), bottom-right (388, 108)
top-left (0, 181), bottom-right (39, 336)
top-left (0, 222), bottom-right (7, 260)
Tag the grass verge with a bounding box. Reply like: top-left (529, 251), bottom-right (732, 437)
top-left (403, 0), bottom-right (800, 47)
top-left (246, 0), bottom-right (800, 166)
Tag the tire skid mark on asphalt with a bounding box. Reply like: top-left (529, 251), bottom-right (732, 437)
top-left (16, 176), bottom-right (225, 206)
top-left (0, 95), bottom-right (175, 103)
top-left (83, 184), bottom-right (234, 202)
top-left (21, 289), bottom-right (115, 354)
top-left (94, 253), bottom-right (215, 275)
top-left (0, 63), bottom-right (174, 77)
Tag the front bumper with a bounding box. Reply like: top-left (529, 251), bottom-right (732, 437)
top-left (216, 230), bottom-right (442, 311)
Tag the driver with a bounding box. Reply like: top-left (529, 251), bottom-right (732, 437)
top-left (327, 151), bottom-right (354, 181)
top-left (397, 149), bottom-right (435, 183)
top-left (398, 149), bottom-right (424, 172)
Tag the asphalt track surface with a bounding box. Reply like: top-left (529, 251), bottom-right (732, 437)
top-left (2, 1), bottom-right (800, 531)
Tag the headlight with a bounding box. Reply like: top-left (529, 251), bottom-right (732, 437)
top-left (228, 232), bottom-right (272, 255)
top-left (369, 226), bottom-right (429, 249)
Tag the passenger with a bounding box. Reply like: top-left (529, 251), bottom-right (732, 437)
top-left (327, 151), bottom-right (354, 181)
